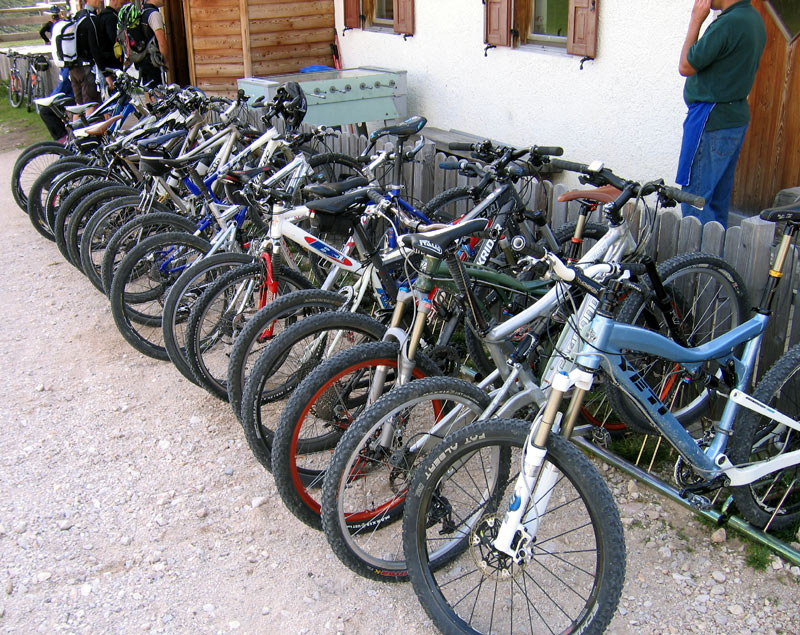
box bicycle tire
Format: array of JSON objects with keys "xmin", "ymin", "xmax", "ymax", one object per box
[
  {"xmin": 606, "ymin": 252, "xmax": 749, "ymax": 435},
  {"xmin": 54, "ymin": 180, "xmax": 117, "ymax": 266},
  {"xmin": 184, "ymin": 262, "xmax": 313, "ymax": 399},
  {"xmin": 45, "ymin": 165, "xmax": 113, "ymax": 232},
  {"xmin": 162, "ymin": 253, "xmax": 257, "ymax": 385},
  {"xmin": 99, "ymin": 196, "xmax": 180, "ymax": 295},
  {"xmin": 26, "ymin": 160, "xmax": 88, "ymax": 240},
  {"xmin": 78, "ymin": 190, "xmax": 161, "ymax": 292},
  {"xmin": 8, "ymin": 72, "xmax": 23, "ymax": 108},
  {"xmin": 11, "ymin": 142, "xmax": 75, "ymax": 212},
  {"xmin": 241, "ymin": 340, "xmax": 441, "ymax": 474},
  {"xmin": 404, "ymin": 418, "xmax": 625, "ymax": 635},
  {"xmin": 109, "ymin": 232, "xmax": 212, "ymax": 359},
  {"xmin": 422, "ymin": 186, "xmax": 476, "ymax": 223},
  {"xmin": 729, "ymin": 343, "xmax": 800, "ymax": 530},
  {"xmin": 227, "ymin": 288, "xmax": 349, "ymax": 421},
  {"xmin": 319, "ymin": 376, "xmax": 491, "ymax": 579},
  {"xmin": 265, "ymin": 314, "xmax": 391, "ymax": 527}
]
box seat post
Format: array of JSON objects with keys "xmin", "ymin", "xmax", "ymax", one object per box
[{"xmin": 758, "ymin": 223, "xmax": 798, "ymax": 314}]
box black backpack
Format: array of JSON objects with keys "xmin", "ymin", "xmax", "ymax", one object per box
[{"xmin": 116, "ymin": 3, "xmax": 157, "ymax": 65}]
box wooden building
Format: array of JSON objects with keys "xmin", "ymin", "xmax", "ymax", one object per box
[
  {"xmin": 732, "ymin": 0, "xmax": 800, "ymax": 213},
  {"xmin": 165, "ymin": 0, "xmax": 335, "ymax": 95}
]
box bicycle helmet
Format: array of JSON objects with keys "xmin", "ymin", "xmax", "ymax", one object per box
[
  {"xmin": 49, "ymin": 5, "xmax": 61, "ymax": 16},
  {"xmin": 276, "ymin": 82, "xmax": 307, "ymax": 130},
  {"xmin": 117, "ymin": 3, "xmax": 141, "ymax": 29}
]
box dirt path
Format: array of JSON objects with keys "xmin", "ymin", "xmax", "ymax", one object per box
[{"xmin": 0, "ymin": 148, "xmax": 797, "ymax": 634}]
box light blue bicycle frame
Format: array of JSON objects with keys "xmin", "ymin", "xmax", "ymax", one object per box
[{"xmin": 576, "ymin": 310, "xmax": 770, "ymax": 475}]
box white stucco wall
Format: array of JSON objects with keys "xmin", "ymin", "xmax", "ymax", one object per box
[{"xmin": 334, "ymin": 0, "xmax": 701, "ymax": 187}]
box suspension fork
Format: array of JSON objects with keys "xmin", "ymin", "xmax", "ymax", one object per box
[
  {"xmin": 492, "ymin": 366, "xmax": 595, "ymax": 560},
  {"xmin": 367, "ymin": 289, "xmax": 413, "ymax": 408}
]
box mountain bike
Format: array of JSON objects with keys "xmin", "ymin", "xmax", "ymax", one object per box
[
  {"xmin": 401, "ymin": 199, "xmax": 800, "ymax": 634},
  {"xmin": 313, "ymin": 167, "xmax": 747, "ymax": 583},
  {"xmin": 5, "ymin": 51, "xmax": 25, "ymax": 108}
]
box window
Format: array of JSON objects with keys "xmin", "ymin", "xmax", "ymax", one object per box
[
  {"xmin": 344, "ymin": 0, "xmax": 414, "ymax": 35},
  {"xmin": 530, "ymin": 0, "xmax": 569, "ymax": 47},
  {"xmin": 485, "ymin": 0, "xmax": 598, "ymax": 58},
  {"xmin": 373, "ymin": 0, "xmax": 393, "ymax": 27}
]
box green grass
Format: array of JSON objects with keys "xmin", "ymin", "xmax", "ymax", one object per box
[
  {"xmin": 745, "ymin": 542, "xmax": 772, "ymax": 570},
  {"xmin": 0, "ymin": 79, "xmax": 51, "ymax": 148}
]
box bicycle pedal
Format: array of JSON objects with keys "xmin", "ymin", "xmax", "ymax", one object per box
[{"xmin": 683, "ymin": 493, "xmax": 712, "ymax": 510}]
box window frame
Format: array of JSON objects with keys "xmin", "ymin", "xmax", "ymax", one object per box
[
  {"xmin": 343, "ymin": 0, "xmax": 414, "ymax": 36},
  {"xmin": 485, "ymin": 0, "xmax": 599, "ymax": 58}
]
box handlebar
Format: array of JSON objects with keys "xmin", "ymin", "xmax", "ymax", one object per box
[{"xmin": 661, "ymin": 185, "xmax": 705, "ymax": 209}]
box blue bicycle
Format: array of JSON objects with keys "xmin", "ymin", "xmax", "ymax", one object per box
[{"xmin": 402, "ymin": 197, "xmax": 800, "ymax": 634}]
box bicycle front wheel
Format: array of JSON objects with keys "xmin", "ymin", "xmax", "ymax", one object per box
[
  {"xmin": 403, "ymin": 418, "xmax": 625, "ymax": 635},
  {"xmin": 319, "ymin": 376, "xmax": 491, "ymax": 580}
]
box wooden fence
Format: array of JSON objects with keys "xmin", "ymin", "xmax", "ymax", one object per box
[
  {"xmin": 0, "ymin": 5, "xmax": 61, "ymax": 44},
  {"xmin": 310, "ymin": 128, "xmax": 797, "ymax": 381}
]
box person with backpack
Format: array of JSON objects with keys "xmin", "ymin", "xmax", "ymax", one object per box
[
  {"xmin": 97, "ymin": 0, "xmax": 127, "ymax": 81},
  {"xmin": 117, "ymin": 0, "xmax": 169, "ymax": 89},
  {"xmin": 66, "ymin": 0, "xmax": 105, "ymax": 108}
]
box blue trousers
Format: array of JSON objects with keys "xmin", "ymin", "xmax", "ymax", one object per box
[{"xmin": 681, "ymin": 125, "xmax": 748, "ymax": 228}]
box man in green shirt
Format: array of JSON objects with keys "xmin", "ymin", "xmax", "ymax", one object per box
[{"xmin": 677, "ymin": 0, "xmax": 766, "ymax": 227}]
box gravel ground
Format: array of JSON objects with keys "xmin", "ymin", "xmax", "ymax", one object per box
[{"xmin": 1, "ymin": 148, "xmax": 798, "ymax": 635}]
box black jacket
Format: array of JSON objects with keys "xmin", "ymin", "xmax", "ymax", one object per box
[
  {"xmin": 39, "ymin": 20, "xmax": 56, "ymax": 44},
  {"xmin": 75, "ymin": 7, "xmax": 119, "ymax": 74},
  {"xmin": 97, "ymin": 7, "xmax": 123, "ymax": 73}
]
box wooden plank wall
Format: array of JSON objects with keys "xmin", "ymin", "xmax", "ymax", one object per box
[
  {"xmin": 184, "ymin": 0, "xmax": 335, "ymax": 95},
  {"xmin": 732, "ymin": 0, "xmax": 800, "ymax": 214},
  {"xmin": 184, "ymin": 0, "xmax": 244, "ymax": 94},
  {"xmin": 249, "ymin": 0, "xmax": 334, "ymax": 77}
]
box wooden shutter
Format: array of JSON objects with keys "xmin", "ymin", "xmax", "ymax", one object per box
[
  {"xmin": 394, "ymin": 0, "xmax": 414, "ymax": 35},
  {"xmin": 485, "ymin": 0, "xmax": 512, "ymax": 47},
  {"xmin": 513, "ymin": 0, "xmax": 533, "ymax": 46},
  {"xmin": 344, "ymin": 0, "xmax": 361, "ymax": 29},
  {"xmin": 567, "ymin": 0, "xmax": 599, "ymax": 57}
]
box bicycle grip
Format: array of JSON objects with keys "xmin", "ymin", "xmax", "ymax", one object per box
[
  {"xmin": 548, "ymin": 158, "xmax": 591, "ymax": 174},
  {"xmin": 367, "ymin": 189, "xmax": 385, "ymax": 205},
  {"xmin": 439, "ymin": 159, "xmax": 463, "ymax": 170},
  {"xmin": 662, "ymin": 186, "xmax": 705, "ymax": 209},
  {"xmin": 532, "ymin": 145, "xmax": 564, "ymax": 157},
  {"xmin": 448, "ymin": 142, "xmax": 477, "ymax": 151}
]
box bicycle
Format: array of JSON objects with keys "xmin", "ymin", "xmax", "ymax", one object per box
[
  {"xmin": 24, "ymin": 54, "xmax": 50, "ymax": 113},
  {"xmin": 312, "ymin": 167, "xmax": 749, "ymax": 582},
  {"xmin": 401, "ymin": 198, "xmax": 800, "ymax": 634},
  {"xmin": 5, "ymin": 50, "xmax": 25, "ymax": 108}
]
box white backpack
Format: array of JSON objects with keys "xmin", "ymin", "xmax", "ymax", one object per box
[{"xmin": 51, "ymin": 13, "xmax": 89, "ymax": 67}]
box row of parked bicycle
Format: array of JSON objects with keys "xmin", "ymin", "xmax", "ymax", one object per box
[
  {"xmin": 3, "ymin": 49, "xmax": 52, "ymax": 112},
  {"xmin": 13, "ymin": 75, "xmax": 800, "ymax": 634}
]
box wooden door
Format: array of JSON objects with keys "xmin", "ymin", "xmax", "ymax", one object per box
[{"xmin": 732, "ymin": 0, "xmax": 800, "ymax": 214}]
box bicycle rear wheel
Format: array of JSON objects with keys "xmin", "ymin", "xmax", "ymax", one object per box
[
  {"xmin": 184, "ymin": 262, "xmax": 313, "ymax": 399},
  {"xmin": 227, "ymin": 288, "xmax": 349, "ymax": 421},
  {"xmin": 109, "ymin": 232, "xmax": 211, "ymax": 359},
  {"xmin": 403, "ymin": 418, "xmax": 625, "ymax": 635},
  {"xmin": 605, "ymin": 252, "xmax": 749, "ymax": 434},
  {"xmin": 729, "ymin": 343, "xmax": 800, "ymax": 530}
]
